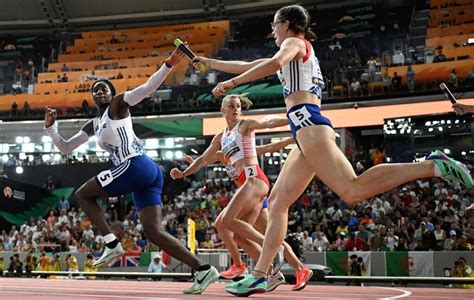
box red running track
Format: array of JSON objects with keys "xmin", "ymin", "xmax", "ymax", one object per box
[{"xmin": 0, "ymin": 278, "xmax": 473, "ymax": 299}]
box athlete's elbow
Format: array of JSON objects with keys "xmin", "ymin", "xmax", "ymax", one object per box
[{"xmin": 271, "ymin": 58, "xmax": 284, "ymax": 70}]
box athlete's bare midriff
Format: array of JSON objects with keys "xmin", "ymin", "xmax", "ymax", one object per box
[{"xmin": 285, "ymin": 90, "xmax": 321, "ymax": 110}]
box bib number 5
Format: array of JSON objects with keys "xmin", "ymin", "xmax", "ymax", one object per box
[
  {"xmin": 97, "ymin": 170, "xmax": 113, "ymax": 187},
  {"xmin": 288, "ymin": 106, "xmax": 312, "ymax": 127}
]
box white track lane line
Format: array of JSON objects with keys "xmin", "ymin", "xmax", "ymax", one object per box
[{"xmin": 372, "ymin": 287, "xmax": 412, "ymax": 299}]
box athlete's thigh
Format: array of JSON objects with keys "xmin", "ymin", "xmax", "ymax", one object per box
[
  {"xmin": 239, "ymin": 203, "xmax": 262, "ymax": 226},
  {"xmin": 224, "ymin": 180, "xmax": 266, "ymax": 220},
  {"xmin": 76, "ymin": 177, "xmax": 110, "ymax": 198},
  {"xmin": 253, "ymin": 209, "xmax": 268, "ymax": 234},
  {"xmin": 268, "ymin": 147, "xmax": 315, "ymax": 211},
  {"xmin": 296, "ymin": 125, "xmax": 357, "ymax": 196},
  {"xmin": 137, "ymin": 204, "xmax": 162, "ymax": 228}
]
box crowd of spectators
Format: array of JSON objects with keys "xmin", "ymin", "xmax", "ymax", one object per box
[{"xmin": 1, "ymin": 162, "xmax": 472, "ymax": 260}]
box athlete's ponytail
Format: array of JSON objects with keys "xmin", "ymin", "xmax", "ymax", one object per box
[{"xmin": 222, "ymin": 93, "xmax": 253, "ymax": 109}]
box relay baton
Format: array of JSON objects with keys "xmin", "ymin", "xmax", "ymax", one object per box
[
  {"xmin": 174, "ymin": 38, "xmax": 206, "ymax": 71},
  {"xmin": 439, "ymin": 83, "xmax": 458, "ymax": 104}
]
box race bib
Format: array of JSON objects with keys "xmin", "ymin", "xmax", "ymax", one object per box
[
  {"xmin": 244, "ymin": 165, "xmax": 258, "ymax": 178},
  {"xmin": 288, "ymin": 105, "xmax": 311, "ymax": 127},
  {"xmin": 97, "ymin": 170, "xmax": 113, "ymax": 187}
]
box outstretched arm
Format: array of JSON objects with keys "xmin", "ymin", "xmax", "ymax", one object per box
[
  {"xmin": 183, "ymin": 151, "xmax": 226, "ymax": 166},
  {"xmin": 241, "ymin": 117, "xmax": 289, "ymax": 134},
  {"xmin": 212, "ymin": 38, "xmax": 304, "ymax": 96},
  {"xmin": 256, "ymin": 137, "xmax": 294, "ymax": 155},
  {"xmin": 192, "ymin": 56, "xmax": 269, "ymax": 74},
  {"xmin": 44, "ymin": 107, "xmax": 92, "ymax": 154},
  {"xmin": 111, "ymin": 47, "xmax": 185, "ymax": 115},
  {"xmin": 170, "ymin": 133, "xmax": 222, "ymax": 179},
  {"xmin": 453, "ymin": 103, "xmax": 474, "ymax": 115}
]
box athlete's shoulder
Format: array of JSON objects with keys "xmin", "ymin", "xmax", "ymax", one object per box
[
  {"xmin": 281, "ymin": 37, "xmax": 306, "ymax": 48},
  {"xmin": 81, "ymin": 119, "xmax": 95, "ymax": 136}
]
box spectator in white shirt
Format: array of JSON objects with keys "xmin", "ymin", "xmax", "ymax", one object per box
[
  {"xmin": 148, "ymin": 254, "xmax": 169, "ymax": 273},
  {"xmin": 302, "ymin": 231, "xmax": 313, "ymax": 252},
  {"xmin": 312, "ymin": 231, "xmax": 330, "ymax": 252}
]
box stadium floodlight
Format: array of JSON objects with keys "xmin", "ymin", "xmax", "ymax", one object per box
[
  {"xmin": 23, "ymin": 136, "xmax": 30, "ymax": 144},
  {"xmin": 175, "ymin": 151, "xmax": 183, "ymax": 159},
  {"xmin": 42, "ymin": 135, "xmax": 52, "ymax": 143},
  {"xmin": 15, "ymin": 166, "xmax": 23, "ymax": 174},
  {"xmin": 2, "ymin": 154, "xmax": 8, "ymax": 163},
  {"xmin": 462, "ymin": 151, "xmax": 467, "ymax": 156},
  {"xmin": 165, "ymin": 151, "xmax": 173, "ymax": 160},
  {"xmin": 165, "ymin": 138, "xmax": 174, "ymax": 148},
  {"xmin": 190, "ymin": 148, "xmax": 198, "ymax": 154},
  {"xmin": 15, "ymin": 136, "xmax": 23, "ymax": 144},
  {"xmin": 443, "ymin": 149, "xmax": 451, "ymax": 154}
]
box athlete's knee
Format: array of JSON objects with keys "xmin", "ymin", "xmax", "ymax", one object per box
[
  {"xmin": 221, "ymin": 213, "xmax": 235, "ymax": 228},
  {"xmin": 339, "ymin": 189, "xmax": 361, "ymax": 206},
  {"xmin": 267, "ymin": 198, "xmax": 290, "ymax": 214},
  {"xmin": 143, "ymin": 224, "xmax": 165, "ymax": 241},
  {"xmin": 215, "ymin": 215, "xmax": 225, "ymax": 231}
]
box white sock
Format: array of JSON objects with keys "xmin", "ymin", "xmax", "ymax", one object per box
[
  {"xmin": 433, "ymin": 161, "xmax": 442, "ymax": 177},
  {"xmin": 104, "ymin": 233, "xmax": 117, "ymax": 244}
]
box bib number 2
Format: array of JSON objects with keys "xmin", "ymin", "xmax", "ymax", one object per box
[
  {"xmin": 97, "ymin": 170, "xmax": 113, "ymax": 187},
  {"xmin": 244, "ymin": 165, "xmax": 258, "ymax": 178}
]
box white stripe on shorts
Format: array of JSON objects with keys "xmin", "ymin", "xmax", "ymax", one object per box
[{"xmin": 112, "ymin": 160, "xmax": 130, "ymax": 178}]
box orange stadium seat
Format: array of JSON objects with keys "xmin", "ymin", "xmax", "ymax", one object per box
[
  {"xmin": 38, "ymin": 66, "xmax": 158, "ymax": 83},
  {"xmin": 386, "ymin": 58, "xmax": 474, "ymax": 83},
  {"xmin": 427, "ymin": 23, "xmax": 474, "ymax": 38},
  {"xmin": 58, "ymin": 44, "xmax": 213, "ymax": 63},
  {"xmin": 430, "ymin": 0, "xmax": 474, "ymax": 8},
  {"xmin": 426, "ymin": 33, "xmax": 474, "ymax": 49},
  {"xmin": 81, "ymin": 21, "xmax": 229, "ymax": 39}
]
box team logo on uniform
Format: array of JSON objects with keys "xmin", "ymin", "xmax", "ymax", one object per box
[{"xmin": 3, "ymin": 186, "xmax": 13, "ymax": 198}]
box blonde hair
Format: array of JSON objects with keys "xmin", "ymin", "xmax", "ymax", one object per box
[{"xmin": 222, "ymin": 93, "xmax": 253, "ymax": 109}]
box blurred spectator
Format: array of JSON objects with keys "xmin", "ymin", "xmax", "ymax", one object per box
[
  {"xmin": 406, "ymin": 65, "xmax": 415, "ymax": 92},
  {"xmin": 148, "ymin": 253, "xmax": 169, "ymax": 274},
  {"xmin": 66, "ymin": 254, "xmax": 79, "ymax": 272},
  {"xmin": 444, "ymin": 230, "xmax": 457, "ymax": 250},
  {"xmin": 84, "ymin": 254, "xmax": 98, "ymax": 279},
  {"xmin": 312, "ymin": 231, "xmax": 330, "ymax": 252},
  {"xmin": 433, "ymin": 48, "xmax": 447, "ymax": 62},
  {"xmin": 448, "ymin": 69, "xmax": 458, "ymax": 87},
  {"xmin": 391, "ymin": 72, "xmax": 402, "ymax": 91},
  {"xmin": 302, "ymin": 231, "xmax": 313, "ymax": 252},
  {"xmin": 11, "ymin": 102, "xmax": 18, "ymax": 117}
]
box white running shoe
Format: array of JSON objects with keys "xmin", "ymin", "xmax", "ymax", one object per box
[
  {"xmin": 92, "ymin": 242, "xmax": 124, "ymax": 268},
  {"xmin": 267, "ymin": 271, "xmax": 285, "ymax": 292},
  {"xmin": 183, "ymin": 266, "xmax": 220, "ymax": 294},
  {"xmin": 272, "ymin": 245, "xmax": 285, "ymax": 276}
]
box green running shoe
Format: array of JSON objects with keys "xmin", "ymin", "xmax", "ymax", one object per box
[
  {"xmin": 426, "ymin": 150, "xmax": 473, "ymax": 188},
  {"xmin": 183, "ymin": 266, "xmax": 220, "ymax": 294},
  {"xmin": 225, "ymin": 274, "xmax": 267, "ymax": 297}
]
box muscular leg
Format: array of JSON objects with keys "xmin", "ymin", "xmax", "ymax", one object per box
[
  {"xmin": 220, "ymin": 178, "xmax": 268, "ymax": 245},
  {"xmin": 215, "ymin": 213, "xmax": 244, "ymax": 266},
  {"xmin": 252, "ymin": 148, "xmax": 315, "ymax": 276},
  {"xmin": 75, "ymin": 177, "xmax": 113, "ymax": 235},
  {"xmin": 297, "ymin": 126, "xmax": 435, "ymax": 205},
  {"xmin": 138, "ymin": 205, "xmax": 203, "ymax": 270},
  {"xmin": 232, "ymin": 203, "xmax": 263, "ymax": 262},
  {"xmin": 253, "ymin": 208, "xmax": 303, "ymax": 272}
]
